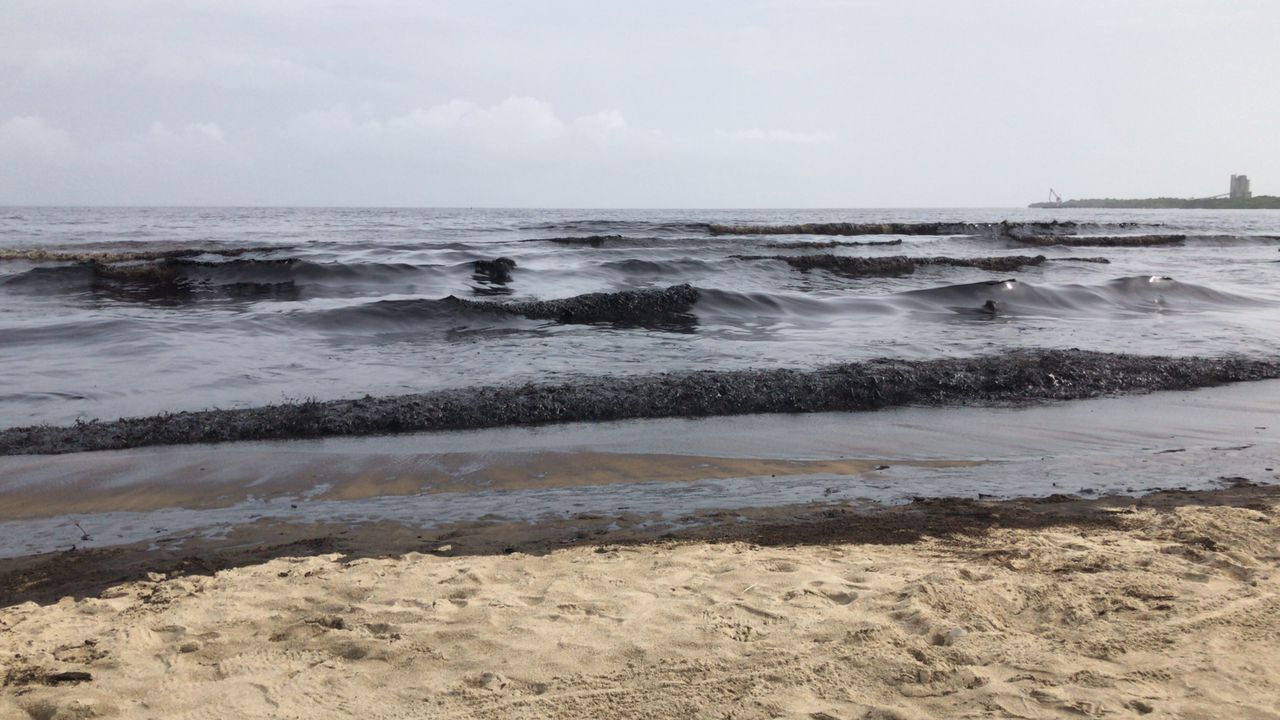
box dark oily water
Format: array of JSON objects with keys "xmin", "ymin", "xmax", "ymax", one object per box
[{"xmin": 1, "ymin": 207, "xmax": 1279, "ymax": 427}]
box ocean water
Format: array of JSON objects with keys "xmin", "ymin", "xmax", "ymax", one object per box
[{"xmin": 1, "ymin": 206, "xmax": 1278, "ymax": 427}]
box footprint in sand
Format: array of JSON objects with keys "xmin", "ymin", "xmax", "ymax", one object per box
[
  {"xmin": 446, "ymin": 587, "xmax": 480, "ymax": 606},
  {"xmin": 52, "ymin": 640, "xmax": 107, "ymax": 664},
  {"xmin": 331, "ymin": 640, "xmax": 371, "ymax": 661},
  {"xmin": 783, "ymin": 581, "xmax": 860, "ymax": 606}
]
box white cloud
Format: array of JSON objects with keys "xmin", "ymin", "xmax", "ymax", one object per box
[
  {"xmin": 574, "ymin": 111, "xmax": 628, "ymax": 133},
  {"xmin": 0, "ymin": 115, "xmax": 247, "ymax": 205},
  {"xmin": 149, "ymin": 121, "xmax": 226, "ymax": 145}
]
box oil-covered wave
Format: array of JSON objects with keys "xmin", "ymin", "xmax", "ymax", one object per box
[
  {"xmin": 522, "ymin": 234, "xmax": 738, "ymax": 249},
  {"xmin": 732, "ymin": 253, "xmax": 1049, "ymax": 277},
  {"xmin": 4, "ymin": 349, "xmax": 1278, "ymax": 455},
  {"xmin": 0, "ymin": 245, "xmax": 288, "ymax": 264},
  {"xmin": 890, "ymin": 276, "xmax": 1260, "ymax": 316},
  {"xmin": 519, "ymin": 220, "xmax": 710, "ymax": 235},
  {"xmin": 1, "ymin": 257, "xmax": 448, "ymax": 303},
  {"xmin": 307, "ymin": 284, "xmax": 701, "ymax": 331},
  {"xmin": 295, "ymin": 274, "xmax": 1261, "ymax": 338},
  {"xmin": 1012, "ymin": 234, "xmax": 1185, "ymax": 247},
  {"xmin": 707, "ymin": 220, "xmax": 1145, "ymax": 237},
  {"xmin": 695, "ymin": 275, "xmax": 1263, "ymax": 322}
]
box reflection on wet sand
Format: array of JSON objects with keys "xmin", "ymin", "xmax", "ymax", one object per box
[{"xmin": 0, "ymin": 449, "xmax": 978, "ymax": 520}]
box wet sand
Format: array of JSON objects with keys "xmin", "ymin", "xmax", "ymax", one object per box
[{"xmin": 2, "ymin": 485, "xmax": 1278, "ymax": 719}]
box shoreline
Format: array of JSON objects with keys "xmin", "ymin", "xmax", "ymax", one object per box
[
  {"xmin": 0, "ymin": 481, "xmax": 1274, "ymax": 607},
  {"xmin": 3, "ymin": 483, "xmax": 1277, "ymax": 718}
]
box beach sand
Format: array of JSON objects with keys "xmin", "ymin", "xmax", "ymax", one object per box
[{"xmin": 2, "ymin": 486, "xmax": 1278, "ymax": 719}]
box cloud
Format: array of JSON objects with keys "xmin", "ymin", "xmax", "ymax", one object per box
[
  {"xmin": 0, "ymin": 99, "xmax": 859, "ymax": 206},
  {"xmin": 0, "ymin": 114, "xmax": 247, "ymax": 205},
  {"xmin": 280, "ymin": 98, "xmax": 624, "ymax": 155},
  {"xmin": 255, "ymin": 98, "xmax": 670, "ymax": 205}
]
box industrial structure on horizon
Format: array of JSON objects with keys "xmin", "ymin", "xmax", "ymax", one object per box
[
  {"xmin": 1230, "ymin": 174, "xmax": 1252, "ymax": 199},
  {"xmin": 1029, "ymin": 174, "xmax": 1277, "ymax": 209}
]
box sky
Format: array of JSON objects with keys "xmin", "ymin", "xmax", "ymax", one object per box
[{"xmin": 1, "ymin": 0, "xmax": 1277, "ymax": 207}]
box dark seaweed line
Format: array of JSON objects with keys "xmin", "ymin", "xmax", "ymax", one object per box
[
  {"xmin": 708, "ymin": 221, "xmax": 1090, "ymax": 237},
  {"xmin": 3, "ymin": 350, "xmax": 1278, "ymax": 456},
  {"xmin": 732, "ymin": 254, "xmax": 1047, "ymax": 276}
]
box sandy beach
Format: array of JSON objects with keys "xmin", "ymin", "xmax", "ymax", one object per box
[{"xmin": 3, "ymin": 484, "xmax": 1277, "ymax": 719}]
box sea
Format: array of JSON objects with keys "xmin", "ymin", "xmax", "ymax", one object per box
[
  {"xmin": 1, "ymin": 207, "xmax": 1278, "ymax": 555},
  {"xmin": 2, "ymin": 206, "xmax": 1278, "ymax": 427}
]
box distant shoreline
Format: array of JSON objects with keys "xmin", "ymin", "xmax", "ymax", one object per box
[{"xmin": 1031, "ymin": 196, "xmax": 1280, "ymax": 209}]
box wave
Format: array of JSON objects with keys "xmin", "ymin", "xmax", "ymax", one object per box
[
  {"xmin": 522, "ymin": 235, "xmax": 733, "ymax": 249},
  {"xmin": 2, "ymin": 257, "xmax": 443, "ymax": 302},
  {"xmin": 6, "ymin": 349, "xmax": 1278, "ymax": 454},
  {"xmin": 451, "ymin": 284, "xmax": 700, "ymax": 327},
  {"xmin": 1013, "ymin": 234, "xmax": 1185, "ymax": 247},
  {"xmin": 1181, "ymin": 234, "xmax": 1280, "ymax": 246},
  {"xmin": 304, "ymin": 297, "xmax": 492, "ymax": 330},
  {"xmin": 288, "ymin": 273, "xmax": 1264, "ymax": 337},
  {"xmin": 0, "ymin": 317, "xmax": 147, "ymax": 347},
  {"xmin": 763, "ymin": 238, "xmax": 903, "ymax": 248},
  {"xmin": 696, "ymin": 275, "xmax": 1261, "ymax": 322},
  {"xmin": 309, "ymin": 284, "xmax": 701, "ymax": 331},
  {"xmin": 518, "ymin": 220, "xmax": 710, "ymax": 234},
  {"xmin": 695, "ymin": 287, "xmax": 894, "ymax": 318},
  {"xmin": 471, "ymin": 257, "xmax": 517, "ymax": 283},
  {"xmin": 708, "ymin": 220, "xmax": 1150, "ymax": 238},
  {"xmin": 711, "ymin": 221, "xmax": 987, "ymax": 236},
  {"xmin": 170, "ymin": 258, "xmax": 432, "ymax": 284},
  {"xmin": 893, "ymin": 276, "xmax": 1258, "ymax": 316},
  {"xmin": 0, "ymin": 246, "xmax": 285, "ymax": 263},
  {"xmin": 732, "ymin": 254, "xmax": 1049, "ymax": 277},
  {"xmin": 598, "ymin": 258, "xmax": 719, "ymax": 275}
]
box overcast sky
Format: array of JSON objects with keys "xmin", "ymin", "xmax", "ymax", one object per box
[{"xmin": 1, "ymin": 1, "xmax": 1276, "ymax": 207}]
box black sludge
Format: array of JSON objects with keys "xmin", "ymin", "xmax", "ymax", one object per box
[
  {"xmin": 4, "ymin": 256, "xmax": 435, "ymax": 303},
  {"xmin": 447, "ymin": 284, "xmax": 700, "ymax": 326},
  {"xmin": 710, "ymin": 222, "xmax": 986, "ymax": 236},
  {"xmin": 81, "ymin": 261, "xmax": 197, "ymax": 303},
  {"xmin": 709, "ymin": 221, "xmax": 1084, "ymax": 237},
  {"xmin": 734, "ymin": 254, "xmax": 1048, "ymax": 277},
  {"xmin": 0, "ymin": 246, "xmax": 283, "ymax": 263},
  {"xmin": 472, "ymin": 257, "xmax": 517, "ymax": 282},
  {"xmin": 4, "ymin": 350, "xmax": 1278, "ymax": 456},
  {"xmin": 1014, "ymin": 234, "xmax": 1186, "ymax": 247},
  {"xmin": 763, "ymin": 239, "xmax": 904, "ymax": 249},
  {"xmin": 530, "ymin": 235, "xmax": 625, "ymax": 247},
  {"xmin": 470, "ymin": 256, "xmax": 518, "ymax": 296}
]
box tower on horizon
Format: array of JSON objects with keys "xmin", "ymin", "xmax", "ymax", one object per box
[{"xmin": 1230, "ymin": 174, "xmax": 1252, "ymax": 200}]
